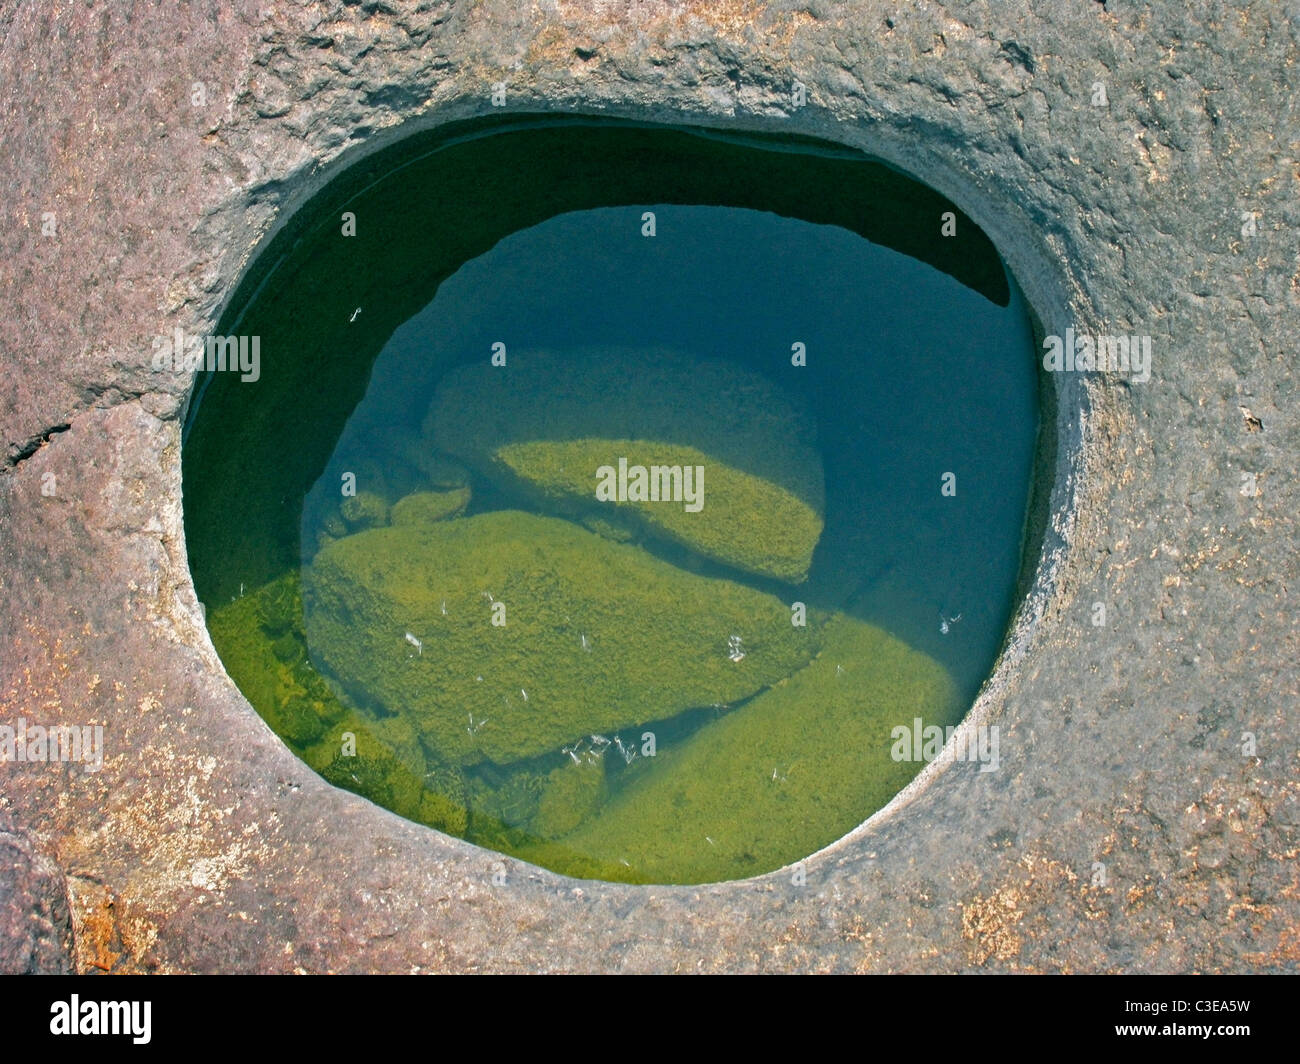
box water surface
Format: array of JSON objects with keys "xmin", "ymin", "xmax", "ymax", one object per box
[{"xmin": 183, "ymin": 119, "xmax": 1037, "ymax": 884}]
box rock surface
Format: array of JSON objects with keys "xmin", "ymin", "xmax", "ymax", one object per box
[
  {"xmin": 0, "ymin": 1, "xmax": 1296, "ymax": 973},
  {"xmin": 0, "ymin": 815, "xmax": 75, "ymax": 974}
]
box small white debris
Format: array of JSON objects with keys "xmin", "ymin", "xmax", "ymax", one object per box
[
  {"xmin": 727, "ymin": 634, "xmax": 745, "ymax": 663},
  {"xmin": 405, "ymin": 631, "xmax": 423, "ymax": 655}
]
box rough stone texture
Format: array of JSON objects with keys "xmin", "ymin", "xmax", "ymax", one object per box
[
  {"xmin": 0, "ymin": 811, "xmax": 75, "ymax": 973},
  {"xmin": 1, "ymin": 1, "xmax": 1296, "ymax": 972}
]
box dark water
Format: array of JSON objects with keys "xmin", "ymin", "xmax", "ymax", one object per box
[{"xmin": 183, "ymin": 118, "xmax": 1039, "ymax": 885}]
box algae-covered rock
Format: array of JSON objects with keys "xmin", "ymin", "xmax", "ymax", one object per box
[
  {"xmin": 209, "ymin": 572, "xmax": 469, "ymax": 835},
  {"xmin": 468, "ymin": 765, "xmax": 547, "ymax": 829},
  {"xmin": 270, "ymin": 631, "xmax": 303, "ymax": 664},
  {"xmin": 500, "ymin": 439, "xmax": 823, "ymax": 583},
  {"xmin": 340, "ymin": 491, "xmax": 390, "ymax": 530},
  {"xmin": 531, "ymin": 758, "xmax": 608, "ymax": 839},
  {"xmin": 304, "ymin": 717, "xmax": 468, "ymax": 835},
  {"xmin": 423, "ymin": 348, "xmax": 825, "ymax": 582},
  {"xmin": 256, "ymin": 573, "xmax": 303, "ymax": 637},
  {"xmin": 303, "ymin": 510, "xmax": 823, "ymax": 765},
  {"xmin": 305, "ymin": 721, "xmax": 420, "ymax": 810},
  {"xmin": 537, "ymin": 614, "xmax": 960, "ymax": 884},
  {"xmin": 580, "ymin": 513, "xmax": 637, "ymax": 543},
  {"xmin": 208, "ymin": 574, "xmax": 340, "ymax": 746},
  {"xmin": 418, "ymin": 790, "xmax": 468, "ymax": 836},
  {"xmin": 366, "ymin": 711, "xmax": 427, "ymax": 780},
  {"xmin": 322, "ymin": 512, "xmax": 348, "ymax": 539},
  {"xmin": 390, "ymin": 487, "xmax": 470, "ymax": 526}
]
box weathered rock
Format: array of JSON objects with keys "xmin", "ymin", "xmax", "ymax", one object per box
[
  {"xmin": 0, "ymin": 820, "xmax": 75, "ymax": 974},
  {"xmin": 425, "ymin": 349, "xmax": 825, "ymax": 582},
  {"xmin": 0, "ymin": 0, "xmax": 1295, "ymax": 976},
  {"xmin": 304, "ymin": 510, "xmax": 822, "ymax": 764}
]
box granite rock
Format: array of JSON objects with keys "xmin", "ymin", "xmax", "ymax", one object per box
[{"xmin": 0, "ymin": 0, "xmax": 1295, "ymax": 973}]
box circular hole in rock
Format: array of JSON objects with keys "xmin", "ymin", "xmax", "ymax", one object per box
[{"xmin": 182, "ymin": 116, "xmax": 1043, "ymax": 885}]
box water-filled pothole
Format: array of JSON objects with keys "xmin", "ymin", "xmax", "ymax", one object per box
[{"xmin": 183, "ymin": 116, "xmax": 1039, "ymax": 885}]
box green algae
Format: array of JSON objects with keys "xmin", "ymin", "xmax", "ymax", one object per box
[
  {"xmin": 390, "ymin": 487, "xmax": 471, "ymax": 526},
  {"xmin": 467, "ymin": 763, "xmax": 547, "ymax": 829},
  {"xmin": 423, "ymin": 348, "xmax": 825, "ymax": 582},
  {"xmin": 207, "ymin": 577, "xmax": 342, "ymax": 747},
  {"xmin": 339, "ymin": 491, "xmax": 390, "ymax": 531},
  {"xmin": 208, "ymin": 483, "xmax": 962, "ymax": 885},
  {"xmin": 206, "ymin": 572, "xmax": 469, "ymax": 836},
  {"xmin": 498, "ymin": 438, "xmax": 823, "ymax": 583},
  {"xmin": 303, "ymin": 509, "xmax": 823, "ymax": 766},
  {"xmin": 302, "ymin": 717, "xmax": 469, "ymax": 837},
  {"xmin": 531, "ymin": 758, "xmax": 609, "ymax": 840},
  {"xmin": 524, "ymin": 614, "xmax": 960, "ymax": 885},
  {"xmin": 580, "ymin": 513, "xmax": 637, "ymax": 543}
]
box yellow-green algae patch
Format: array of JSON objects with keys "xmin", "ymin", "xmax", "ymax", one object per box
[
  {"xmin": 424, "ymin": 348, "xmax": 825, "ymax": 582},
  {"xmin": 497, "ymin": 439, "xmax": 822, "ymax": 583},
  {"xmin": 303, "ymin": 510, "xmax": 822, "ymax": 766},
  {"xmin": 521, "ymin": 614, "xmax": 959, "ymax": 884},
  {"xmin": 206, "ymin": 572, "xmax": 469, "ymax": 835}
]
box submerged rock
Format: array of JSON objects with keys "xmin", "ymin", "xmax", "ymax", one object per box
[
  {"xmin": 405, "ymin": 447, "xmax": 471, "ymax": 490},
  {"xmin": 209, "ymin": 573, "xmax": 469, "ymax": 836},
  {"xmin": 499, "ymin": 439, "xmax": 823, "ymax": 583},
  {"xmin": 390, "ymin": 487, "xmax": 470, "ymax": 525},
  {"xmin": 531, "ymin": 758, "xmax": 608, "ymax": 840},
  {"xmin": 304, "ymin": 718, "xmax": 468, "ymax": 837},
  {"xmin": 303, "ymin": 509, "xmax": 822, "ymax": 765},
  {"xmin": 423, "ymin": 349, "xmax": 825, "ymax": 582},
  {"xmin": 339, "ymin": 491, "xmax": 390, "ymax": 531},
  {"xmin": 208, "ymin": 574, "xmax": 343, "ymax": 747},
  {"xmin": 531, "ymin": 614, "xmax": 959, "ymax": 884}
]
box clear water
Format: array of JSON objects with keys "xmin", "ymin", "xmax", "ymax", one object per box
[{"xmin": 183, "ymin": 119, "xmax": 1039, "ymax": 885}]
